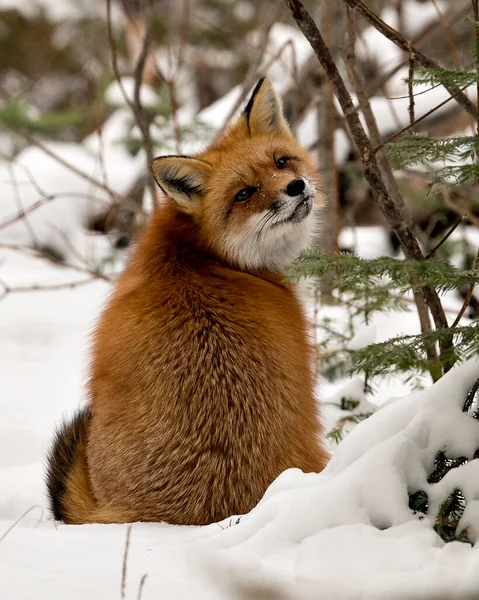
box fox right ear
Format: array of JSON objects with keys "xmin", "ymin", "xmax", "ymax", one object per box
[
  {"xmin": 243, "ymin": 77, "xmax": 290, "ymax": 137},
  {"xmin": 151, "ymin": 156, "xmax": 211, "ymax": 214}
]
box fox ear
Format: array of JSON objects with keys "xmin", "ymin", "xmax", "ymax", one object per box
[
  {"xmin": 243, "ymin": 78, "xmax": 290, "ymax": 136},
  {"xmin": 151, "ymin": 156, "xmax": 210, "ymax": 213}
]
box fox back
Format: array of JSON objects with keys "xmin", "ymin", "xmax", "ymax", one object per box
[{"xmin": 47, "ymin": 78, "xmax": 329, "ymax": 525}]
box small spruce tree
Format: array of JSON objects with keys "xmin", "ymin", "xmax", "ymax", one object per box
[{"xmin": 285, "ymin": 8, "xmax": 479, "ymax": 447}]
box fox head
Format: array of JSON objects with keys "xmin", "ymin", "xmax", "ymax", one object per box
[{"xmin": 151, "ymin": 78, "xmax": 322, "ymax": 271}]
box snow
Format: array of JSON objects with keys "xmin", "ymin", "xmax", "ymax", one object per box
[
  {"xmin": 2, "ymin": 230, "xmax": 479, "ymax": 598},
  {"xmin": 198, "ymin": 23, "xmax": 315, "ymax": 130},
  {"xmin": 259, "ymin": 23, "xmax": 314, "ymax": 93},
  {"xmin": 0, "ymin": 0, "xmax": 114, "ymax": 23},
  {"xmin": 0, "ymin": 110, "xmax": 144, "ymax": 263},
  {"xmin": 104, "ymin": 78, "xmax": 159, "ymax": 109},
  {"xmin": 197, "ymin": 85, "xmax": 243, "ymax": 128}
]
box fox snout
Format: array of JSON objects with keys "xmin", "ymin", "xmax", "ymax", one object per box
[{"xmin": 269, "ymin": 177, "xmax": 315, "ymax": 224}]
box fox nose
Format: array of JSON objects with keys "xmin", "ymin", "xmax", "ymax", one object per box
[{"xmin": 286, "ymin": 178, "xmax": 305, "ymax": 197}]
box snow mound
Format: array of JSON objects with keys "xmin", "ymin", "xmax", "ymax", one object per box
[{"xmin": 201, "ymin": 358, "xmax": 479, "ymax": 598}]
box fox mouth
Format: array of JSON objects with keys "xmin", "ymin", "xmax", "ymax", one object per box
[{"xmin": 273, "ymin": 194, "xmax": 313, "ymax": 227}]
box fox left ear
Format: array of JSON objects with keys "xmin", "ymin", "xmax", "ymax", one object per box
[
  {"xmin": 243, "ymin": 78, "xmax": 290, "ymax": 136},
  {"xmin": 151, "ymin": 155, "xmax": 211, "ymax": 214}
]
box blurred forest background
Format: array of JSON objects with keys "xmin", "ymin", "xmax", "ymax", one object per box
[
  {"xmin": 1, "ymin": 0, "xmax": 476, "ymax": 257},
  {"xmin": 2, "ymin": 0, "xmax": 479, "ymax": 401}
]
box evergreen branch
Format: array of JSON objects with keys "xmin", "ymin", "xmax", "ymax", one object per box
[
  {"xmin": 464, "ymin": 377, "xmax": 479, "ymax": 413},
  {"xmin": 410, "ymin": 67, "xmax": 479, "ymax": 87},
  {"xmin": 349, "ymin": 326, "xmax": 479, "ymax": 378},
  {"xmin": 285, "ymin": 0, "xmax": 453, "ymax": 374},
  {"xmin": 433, "ymin": 164, "xmax": 479, "ymax": 186},
  {"xmin": 428, "ymin": 451, "xmax": 468, "ymax": 484},
  {"xmin": 326, "ymin": 412, "xmax": 373, "ymax": 444},
  {"xmin": 434, "ymin": 488, "xmax": 468, "ymax": 543},
  {"xmin": 386, "ymin": 134, "xmax": 479, "ymax": 167},
  {"xmin": 288, "ymin": 251, "xmax": 479, "ymax": 294},
  {"xmin": 409, "ymin": 490, "xmax": 429, "ymax": 514}
]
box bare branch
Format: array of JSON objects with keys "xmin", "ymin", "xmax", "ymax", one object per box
[
  {"xmin": 425, "ymin": 216, "xmax": 466, "ymax": 260},
  {"xmin": 0, "ymin": 277, "xmax": 101, "ymax": 303},
  {"xmin": 407, "ymin": 48, "xmax": 415, "ymax": 125},
  {"xmin": 222, "ymin": 1, "xmax": 283, "ymax": 127},
  {"xmin": 340, "ymin": 0, "xmax": 477, "ymax": 120},
  {"xmin": 452, "ymin": 248, "xmax": 479, "ymax": 327},
  {"xmin": 285, "ymin": 0, "xmax": 453, "ymax": 372},
  {"xmin": 375, "ymin": 85, "xmax": 470, "ymax": 153},
  {"xmin": 137, "ymin": 574, "xmax": 148, "ymax": 600},
  {"xmin": 0, "ymin": 122, "xmax": 141, "ymax": 214},
  {"xmin": 343, "ymin": 7, "xmax": 437, "ymax": 374},
  {"xmin": 121, "ymin": 524, "xmax": 132, "ymax": 600},
  {"xmin": 0, "ymin": 242, "xmax": 113, "ymax": 282}
]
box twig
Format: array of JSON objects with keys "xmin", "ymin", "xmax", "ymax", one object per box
[
  {"xmin": 0, "ymin": 199, "xmax": 45, "ymax": 231},
  {"xmin": 0, "ymin": 506, "xmax": 44, "ymax": 545},
  {"xmin": 407, "ymin": 45, "xmax": 415, "ymax": 125},
  {"xmin": 285, "ymin": 0, "xmax": 454, "ymax": 372},
  {"xmin": 317, "ymin": 0, "xmax": 341, "ymax": 258},
  {"xmin": 431, "ymin": 0, "xmax": 462, "ymax": 69},
  {"xmin": 473, "ymin": 0, "xmax": 479, "ymax": 135},
  {"xmin": 262, "ymin": 39, "xmax": 299, "ymax": 87},
  {"xmin": 6, "ymin": 162, "xmax": 38, "ymax": 247},
  {"xmin": 47, "ymin": 223, "xmax": 110, "ymax": 281},
  {"xmin": 137, "ymin": 574, "xmax": 148, "ymax": 600},
  {"xmin": 340, "ymin": 0, "xmax": 477, "ymax": 120},
  {"xmin": 132, "ymin": 0, "xmax": 155, "ymax": 200},
  {"xmin": 375, "ymin": 84, "xmax": 470, "ymax": 153},
  {"xmin": 0, "ymin": 242, "xmax": 113, "ymax": 281},
  {"xmin": 452, "ymin": 248, "xmax": 479, "ymax": 327},
  {"xmin": 444, "ymin": 193, "xmax": 479, "ymax": 229},
  {"xmin": 372, "ymin": 0, "xmax": 470, "ymax": 99},
  {"xmin": 106, "ymin": 0, "xmax": 155, "ymax": 202},
  {"xmin": 121, "ymin": 524, "xmax": 132, "ymax": 600},
  {"xmin": 412, "ymin": 289, "xmax": 439, "ymax": 374},
  {"xmin": 0, "ymin": 277, "xmax": 99, "ymax": 303},
  {"xmin": 425, "ymin": 215, "xmax": 466, "ymax": 259},
  {"xmin": 222, "ymin": 1, "xmax": 283, "ymax": 128},
  {"xmin": 0, "ymin": 122, "xmax": 140, "ymax": 214},
  {"xmin": 173, "ymin": 0, "xmax": 191, "ymax": 82},
  {"xmin": 342, "ymin": 9, "xmax": 411, "ymax": 218}
]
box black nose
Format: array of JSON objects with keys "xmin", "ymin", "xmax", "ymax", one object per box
[{"xmin": 286, "ymin": 178, "xmax": 305, "ymax": 197}]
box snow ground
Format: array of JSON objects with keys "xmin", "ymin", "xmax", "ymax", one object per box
[{"xmin": 2, "ymin": 234, "xmax": 479, "ymax": 599}]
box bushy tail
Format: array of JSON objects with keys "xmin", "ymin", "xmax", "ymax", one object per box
[{"xmin": 46, "ymin": 406, "xmax": 97, "ymax": 524}]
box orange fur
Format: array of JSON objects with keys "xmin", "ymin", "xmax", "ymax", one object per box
[{"xmin": 47, "ymin": 78, "xmax": 329, "ymax": 525}]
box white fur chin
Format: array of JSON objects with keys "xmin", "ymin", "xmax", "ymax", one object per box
[{"xmin": 221, "ymin": 207, "xmax": 318, "ymax": 272}]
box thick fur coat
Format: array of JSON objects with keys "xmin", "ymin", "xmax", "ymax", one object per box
[{"xmin": 46, "ymin": 78, "xmax": 329, "ymax": 525}]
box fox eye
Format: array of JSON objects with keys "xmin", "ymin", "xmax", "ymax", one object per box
[
  {"xmin": 235, "ymin": 187, "xmax": 255, "ymax": 203},
  {"xmin": 276, "ymin": 157, "xmax": 288, "ymax": 169}
]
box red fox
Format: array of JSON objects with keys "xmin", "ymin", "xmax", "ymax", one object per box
[{"xmin": 46, "ymin": 78, "xmax": 329, "ymax": 525}]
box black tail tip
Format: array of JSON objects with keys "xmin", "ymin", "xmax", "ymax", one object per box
[{"xmin": 46, "ymin": 406, "xmax": 92, "ymax": 521}]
